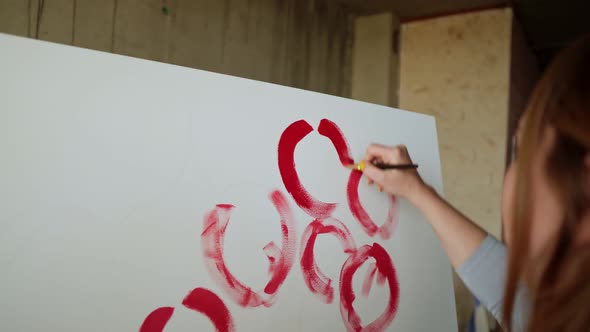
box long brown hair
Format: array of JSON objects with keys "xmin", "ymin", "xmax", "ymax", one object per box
[{"xmin": 503, "ymin": 34, "xmax": 590, "ymax": 331}]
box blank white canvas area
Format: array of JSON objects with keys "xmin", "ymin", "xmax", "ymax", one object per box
[{"xmin": 0, "ymin": 34, "xmax": 457, "ymax": 331}]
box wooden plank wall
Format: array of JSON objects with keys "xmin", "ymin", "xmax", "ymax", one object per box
[{"xmin": 0, "ymin": 0, "xmax": 353, "ymax": 97}]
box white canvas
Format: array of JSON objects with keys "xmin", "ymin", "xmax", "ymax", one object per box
[{"xmin": 0, "ymin": 33, "xmax": 457, "ymax": 332}]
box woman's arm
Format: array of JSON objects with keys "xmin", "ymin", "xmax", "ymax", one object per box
[
  {"xmin": 457, "ymin": 234, "xmax": 529, "ymax": 330},
  {"xmin": 361, "ymin": 144, "xmax": 529, "ymax": 329}
]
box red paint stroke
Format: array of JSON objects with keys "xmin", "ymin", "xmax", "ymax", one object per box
[
  {"xmin": 300, "ymin": 218, "xmax": 357, "ymax": 303},
  {"xmin": 340, "ymin": 243, "xmax": 400, "ymax": 332},
  {"xmin": 201, "ymin": 190, "xmax": 296, "ymax": 307},
  {"xmin": 182, "ymin": 287, "xmax": 235, "ymax": 332},
  {"xmin": 317, "ymin": 119, "xmax": 354, "ymax": 166},
  {"xmin": 265, "ymin": 190, "xmax": 297, "ymax": 294},
  {"xmin": 361, "ymin": 263, "xmax": 378, "ymax": 297},
  {"xmin": 139, "ymin": 307, "xmax": 174, "ymax": 332},
  {"xmin": 347, "ymin": 171, "xmax": 399, "ymax": 239},
  {"xmin": 278, "ymin": 120, "xmax": 336, "ymax": 218},
  {"xmin": 376, "ymin": 268, "xmax": 386, "ymax": 286}
]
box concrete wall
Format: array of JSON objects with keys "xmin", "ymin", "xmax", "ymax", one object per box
[
  {"xmin": 351, "ymin": 12, "xmax": 400, "ymax": 106},
  {"xmin": 0, "ymin": 0, "xmax": 352, "ymax": 97},
  {"xmin": 399, "ymin": 8, "xmax": 513, "ymax": 330}
]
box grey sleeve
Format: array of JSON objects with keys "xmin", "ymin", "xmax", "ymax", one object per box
[{"xmin": 456, "ymin": 234, "xmax": 530, "ymax": 331}]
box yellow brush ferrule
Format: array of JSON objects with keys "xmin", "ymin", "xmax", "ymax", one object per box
[{"xmin": 357, "ymin": 160, "xmax": 365, "ymax": 171}]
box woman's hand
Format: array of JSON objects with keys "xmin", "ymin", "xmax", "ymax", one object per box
[
  {"xmin": 362, "ymin": 144, "xmax": 487, "ymax": 270},
  {"xmin": 361, "ymin": 144, "xmax": 428, "ymax": 203}
]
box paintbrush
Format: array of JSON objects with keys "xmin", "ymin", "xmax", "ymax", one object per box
[{"xmin": 345, "ymin": 160, "xmax": 419, "ymax": 172}]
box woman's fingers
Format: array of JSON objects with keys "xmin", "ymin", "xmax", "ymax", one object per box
[
  {"xmin": 361, "ymin": 144, "xmax": 420, "ymax": 196},
  {"xmin": 362, "ymin": 162, "xmax": 385, "ymax": 186},
  {"xmin": 364, "ymin": 144, "xmax": 413, "ymax": 165},
  {"xmin": 364, "ymin": 144, "xmax": 394, "ymax": 164}
]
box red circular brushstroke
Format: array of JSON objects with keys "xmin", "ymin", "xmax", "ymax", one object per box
[
  {"xmin": 201, "ymin": 190, "xmax": 296, "ymax": 307},
  {"xmin": 182, "ymin": 287, "xmax": 235, "ymax": 332},
  {"xmin": 339, "ymin": 243, "xmax": 400, "ymax": 332},
  {"xmin": 347, "ymin": 170, "xmax": 399, "ymax": 239},
  {"xmin": 265, "ymin": 190, "xmax": 297, "ymax": 294},
  {"xmin": 300, "ymin": 218, "xmax": 357, "ymax": 303},
  {"xmin": 278, "ymin": 119, "xmax": 337, "ymax": 219},
  {"xmin": 317, "ymin": 119, "xmax": 354, "ymax": 166},
  {"xmin": 361, "ymin": 262, "xmax": 378, "ymax": 297},
  {"xmin": 375, "ymin": 266, "xmax": 387, "ymax": 286},
  {"xmin": 139, "ymin": 306, "xmax": 174, "ymax": 332}
]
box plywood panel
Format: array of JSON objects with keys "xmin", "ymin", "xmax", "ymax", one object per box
[
  {"xmin": 73, "ymin": 0, "xmax": 116, "ymax": 52},
  {"xmin": 399, "ymin": 8, "xmax": 513, "ymax": 330},
  {"xmin": 37, "ymin": 0, "xmax": 75, "ymax": 44},
  {"xmin": 169, "ymin": 0, "xmax": 226, "ymax": 73},
  {"xmin": 112, "ymin": 0, "xmax": 172, "ymax": 62},
  {"xmin": 0, "ymin": 0, "xmax": 30, "ymax": 37},
  {"xmin": 400, "ymin": 9, "xmax": 511, "ymax": 237}
]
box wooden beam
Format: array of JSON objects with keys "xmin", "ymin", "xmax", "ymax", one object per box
[{"xmin": 351, "ymin": 12, "xmax": 399, "ymax": 106}]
